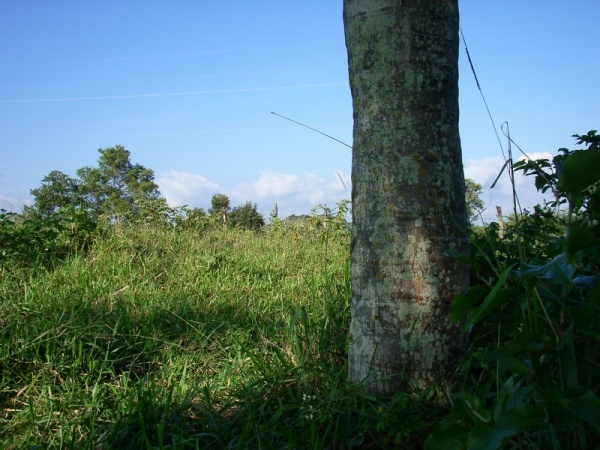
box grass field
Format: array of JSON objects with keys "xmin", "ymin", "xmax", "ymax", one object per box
[
  {"xmin": 1, "ymin": 224, "xmax": 433, "ymax": 449},
  {"xmin": 5, "ymin": 133, "xmax": 599, "ymax": 448}
]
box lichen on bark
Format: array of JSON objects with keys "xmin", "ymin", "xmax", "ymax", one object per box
[{"xmin": 344, "ymin": 0, "xmax": 469, "ymax": 393}]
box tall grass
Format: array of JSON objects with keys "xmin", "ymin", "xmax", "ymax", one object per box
[{"xmin": 1, "ymin": 224, "xmax": 431, "ymax": 449}]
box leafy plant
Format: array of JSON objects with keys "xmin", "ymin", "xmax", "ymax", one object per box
[
  {"xmin": 208, "ymin": 193, "xmax": 230, "ymax": 217},
  {"xmin": 514, "ymin": 130, "xmax": 600, "ymax": 240},
  {"xmin": 1, "ymin": 209, "xmax": 63, "ymax": 270},
  {"xmin": 0, "ymin": 206, "xmax": 98, "ymax": 271},
  {"xmin": 427, "ymin": 132, "xmax": 600, "ymax": 449},
  {"xmin": 27, "ymin": 145, "xmax": 168, "ymax": 225},
  {"xmin": 55, "ymin": 206, "xmax": 99, "ymax": 253},
  {"xmin": 25, "ymin": 170, "xmax": 81, "ymax": 218},
  {"xmin": 466, "ymin": 178, "xmax": 485, "ymax": 223},
  {"xmin": 469, "ymin": 205, "xmax": 565, "ymax": 284},
  {"xmin": 229, "ymin": 201, "xmax": 265, "ymax": 231},
  {"xmin": 308, "ymin": 199, "xmax": 351, "ymax": 236}
]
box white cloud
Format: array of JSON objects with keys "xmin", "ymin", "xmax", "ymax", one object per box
[
  {"xmin": 250, "ymin": 172, "xmax": 301, "ymax": 198},
  {"xmin": 158, "ymin": 155, "xmax": 560, "ymax": 225},
  {"xmin": 157, "ymin": 170, "xmax": 351, "ymax": 219},
  {"xmin": 520, "ymin": 152, "xmax": 553, "ymax": 161},
  {"xmin": 0, "ymin": 194, "xmax": 30, "ymax": 213},
  {"xmin": 157, "ymin": 170, "xmax": 221, "ymax": 208},
  {"xmin": 464, "ymin": 156, "xmax": 506, "ymax": 186},
  {"xmin": 233, "ymin": 171, "xmax": 350, "ymax": 218}
]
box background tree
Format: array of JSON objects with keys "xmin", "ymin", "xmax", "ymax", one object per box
[
  {"xmin": 185, "ymin": 207, "xmax": 209, "ymax": 229},
  {"xmin": 209, "ymin": 193, "xmax": 231, "ymax": 225},
  {"xmin": 344, "ymin": 0, "xmax": 469, "ymax": 393},
  {"xmin": 187, "ymin": 207, "xmax": 207, "ymax": 221},
  {"xmin": 209, "ymin": 193, "xmax": 230, "ymax": 216},
  {"xmin": 465, "ymin": 178, "xmax": 485, "ymax": 222},
  {"xmin": 26, "ymin": 170, "xmax": 81, "ymax": 218},
  {"xmin": 229, "ymin": 201, "xmax": 265, "ymax": 231},
  {"xmin": 28, "ymin": 145, "xmax": 167, "ymax": 224},
  {"xmin": 76, "ymin": 145, "xmax": 165, "ymax": 223}
]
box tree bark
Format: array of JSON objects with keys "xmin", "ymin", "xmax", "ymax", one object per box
[{"xmin": 344, "ymin": 0, "xmax": 469, "ymax": 393}]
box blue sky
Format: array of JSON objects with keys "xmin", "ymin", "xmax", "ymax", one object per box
[{"xmin": 1, "ymin": 1, "xmax": 598, "ymax": 221}]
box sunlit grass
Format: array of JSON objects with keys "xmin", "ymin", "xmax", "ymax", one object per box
[{"xmin": 1, "ymin": 224, "xmax": 430, "ymax": 448}]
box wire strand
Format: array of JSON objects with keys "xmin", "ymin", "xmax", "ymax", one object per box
[{"xmin": 460, "ymin": 28, "xmax": 506, "ymax": 161}]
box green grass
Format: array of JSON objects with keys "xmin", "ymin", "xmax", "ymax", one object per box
[{"xmin": 1, "ymin": 224, "xmax": 432, "ymax": 449}]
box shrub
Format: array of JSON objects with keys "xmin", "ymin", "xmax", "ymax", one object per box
[
  {"xmin": 229, "ymin": 201, "xmax": 265, "ymax": 231},
  {"xmin": 427, "ymin": 132, "xmax": 600, "ymax": 449},
  {"xmin": 0, "ymin": 207, "xmax": 98, "ymax": 271}
]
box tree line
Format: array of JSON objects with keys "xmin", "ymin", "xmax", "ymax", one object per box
[
  {"xmin": 23, "ymin": 144, "xmax": 485, "ymax": 226},
  {"xmin": 22, "ymin": 145, "xmax": 265, "ymax": 231}
]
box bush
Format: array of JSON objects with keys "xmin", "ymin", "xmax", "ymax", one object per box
[
  {"xmin": 0, "ymin": 207, "xmax": 98, "ymax": 271},
  {"xmin": 427, "ymin": 132, "xmax": 600, "ymax": 449},
  {"xmin": 469, "ymin": 205, "xmax": 565, "ymax": 284},
  {"xmin": 229, "ymin": 201, "xmax": 265, "ymax": 231}
]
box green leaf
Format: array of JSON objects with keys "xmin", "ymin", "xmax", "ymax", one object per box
[
  {"xmin": 566, "ymin": 223, "xmax": 599, "ymax": 253},
  {"xmin": 557, "ymin": 148, "xmax": 600, "ymax": 193},
  {"xmin": 487, "ymin": 339, "xmax": 545, "ymax": 360},
  {"xmin": 566, "ymin": 306, "xmax": 595, "ymax": 330},
  {"xmin": 481, "ymin": 340, "xmax": 544, "ymax": 377},
  {"xmin": 586, "ymin": 277, "xmax": 600, "ymax": 309},
  {"xmin": 467, "ymin": 409, "xmax": 544, "ymax": 450},
  {"xmin": 559, "ymin": 328, "xmax": 578, "ymax": 389},
  {"xmin": 535, "ymin": 175, "xmax": 547, "ymax": 191},
  {"xmin": 553, "ymin": 152, "xmax": 568, "ymax": 174},
  {"xmin": 573, "ymin": 275, "xmax": 598, "ymax": 290},
  {"xmin": 497, "ymin": 357, "xmax": 531, "ymax": 376},
  {"xmin": 425, "ymin": 426, "xmax": 468, "ymax": 450},
  {"xmin": 558, "ymin": 388, "xmax": 600, "ymax": 427},
  {"xmin": 462, "ymin": 267, "xmax": 513, "ymax": 332},
  {"xmin": 348, "ymin": 434, "xmax": 365, "ymax": 447},
  {"xmin": 446, "ymin": 248, "xmax": 478, "ymax": 269},
  {"xmin": 451, "ymin": 284, "xmax": 489, "ymax": 323},
  {"xmin": 519, "ymin": 253, "xmax": 575, "ymax": 285},
  {"xmin": 454, "ymin": 393, "xmax": 492, "ymax": 425},
  {"xmin": 467, "ymin": 423, "xmax": 511, "ymax": 450},
  {"xmin": 495, "ymin": 377, "xmax": 534, "ymax": 414},
  {"xmin": 465, "ymin": 289, "xmax": 511, "ymax": 332}
]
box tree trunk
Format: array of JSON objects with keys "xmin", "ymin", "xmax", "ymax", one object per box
[
  {"xmin": 344, "ymin": 0, "xmax": 469, "ymax": 393},
  {"xmin": 496, "ymin": 206, "xmax": 505, "ymax": 238}
]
